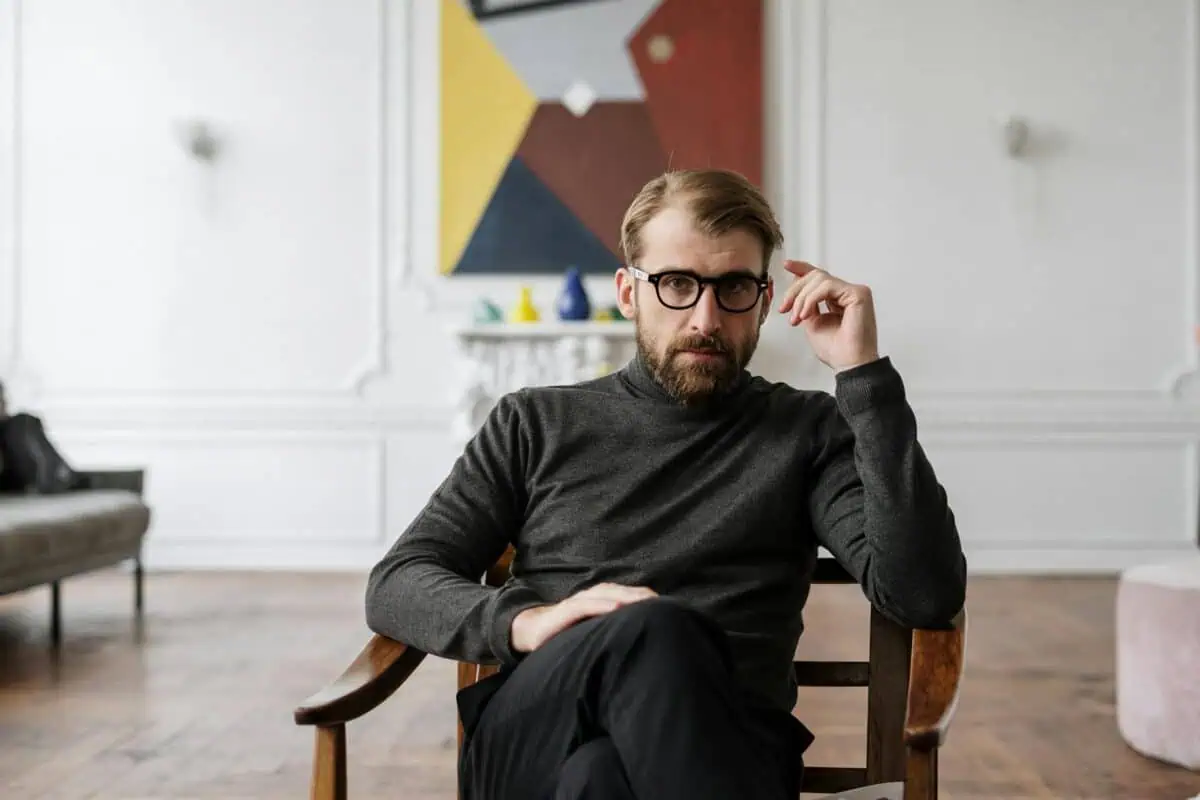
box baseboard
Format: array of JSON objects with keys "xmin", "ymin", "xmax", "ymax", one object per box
[
  {"xmin": 963, "ymin": 543, "xmax": 1200, "ymax": 575},
  {"xmin": 141, "ymin": 540, "xmax": 1200, "ymax": 574},
  {"xmin": 143, "ymin": 541, "xmax": 387, "ymax": 571}
]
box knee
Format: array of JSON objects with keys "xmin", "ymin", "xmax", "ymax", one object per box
[
  {"xmin": 608, "ymin": 596, "xmax": 702, "ymax": 628},
  {"xmin": 602, "ymin": 598, "xmax": 729, "ymax": 661}
]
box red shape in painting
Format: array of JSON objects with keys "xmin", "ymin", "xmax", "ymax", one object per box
[{"xmin": 628, "ymin": 0, "xmax": 763, "ymax": 187}]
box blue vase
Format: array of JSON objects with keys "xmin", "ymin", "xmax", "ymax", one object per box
[{"xmin": 556, "ymin": 266, "xmax": 591, "ymax": 321}]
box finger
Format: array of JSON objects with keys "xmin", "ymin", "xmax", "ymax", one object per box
[
  {"xmin": 799, "ymin": 279, "xmax": 837, "ymax": 322},
  {"xmin": 538, "ymin": 600, "xmax": 616, "ymax": 645},
  {"xmin": 583, "ymin": 583, "xmax": 657, "ymax": 604},
  {"xmin": 803, "ymin": 277, "xmax": 855, "ymax": 322},
  {"xmin": 591, "ymin": 582, "xmax": 656, "ymax": 596},
  {"xmin": 783, "ymin": 259, "xmax": 818, "ymax": 278},
  {"xmin": 789, "ymin": 279, "xmax": 818, "ymax": 323},
  {"xmin": 809, "ymin": 284, "xmax": 867, "ymax": 324},
  {"xmin": 792, "ymin": 278, "xmax": 834, "ymax": 325},
  {"xmin": 603, "ymin": 585, "xmax": 658, "ymax": 604},
  {"xmin": 778, "ymin": 268, "xmax": 825, "ymax": 312},
  {"xmin": 557, "ymin": 596, "xmax": 622, "ymax": 630}
]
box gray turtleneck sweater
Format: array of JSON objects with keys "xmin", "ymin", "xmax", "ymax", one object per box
[{"xmin": 365, "ymin": 355, "xmax": 966, "ymax": 712}]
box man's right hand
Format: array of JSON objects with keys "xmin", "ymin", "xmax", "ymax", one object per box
[{"xmin": 510, "ymin": 583, "xmax": 658, "ymax": 654}]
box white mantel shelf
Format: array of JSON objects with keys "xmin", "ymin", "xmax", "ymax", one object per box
[
  {"xmin": 450, "ymin": 321, "xmax": 636, "ymax": 338},
  {"xmin": 449, "ymin": 320, "xmax": 636, "ymax": 443}
]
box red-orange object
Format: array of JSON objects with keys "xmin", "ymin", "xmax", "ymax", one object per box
[{"xmin": 628, "ymin": 0, "xmax": 764, "ymax": 187}]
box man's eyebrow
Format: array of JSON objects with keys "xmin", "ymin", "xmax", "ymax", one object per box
[{"xmin": 658, "ymin": 266, "xmax": 762, "ymax": 276}]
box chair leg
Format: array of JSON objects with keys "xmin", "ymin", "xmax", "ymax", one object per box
[
  {"xmin": 903, "ymin": 748, "xmax": 937, "ymax": 800},
  {"xmin": 311, "ymin": 724, "xmax": 347, "ymax": 800},
  {"xmin": 50, "ymin": 580, "xmax": 61, "ymax": 648}
]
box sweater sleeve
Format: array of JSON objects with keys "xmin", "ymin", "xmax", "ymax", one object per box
[
  {"xmin": 806, "ymin": 357, "xmax": 967, "ymax": 629},
  {"xmin": 364, "ymin": 391, "xmax": 547, "ymax": 665}
]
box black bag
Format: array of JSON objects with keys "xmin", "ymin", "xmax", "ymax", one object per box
[{"xmin": 0, "ymin": 412, "xmax": 82, "ymax": 493}]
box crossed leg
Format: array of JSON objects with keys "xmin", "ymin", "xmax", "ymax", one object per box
[{"xmin": 457, "ymin": 597, "xmax": 811, "ymax": 800}]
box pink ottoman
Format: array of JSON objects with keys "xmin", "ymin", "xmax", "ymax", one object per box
[{"xmin": 1116, "ymin": 557, "xmax": 1200, "ymax": 771}]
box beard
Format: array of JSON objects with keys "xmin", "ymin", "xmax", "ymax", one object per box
[{"xmin": 636, "ymin": 325, "xmax": 759, "ymax": 407}]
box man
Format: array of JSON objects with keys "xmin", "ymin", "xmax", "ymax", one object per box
[{"xmin": 365, "ymin": 169, "xmax": 966, "ymax": 799}]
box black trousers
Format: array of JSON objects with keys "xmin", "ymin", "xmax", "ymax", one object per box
[{"xmin": 456, "ymin": 597, "xmax": 814, "ymax": 800}]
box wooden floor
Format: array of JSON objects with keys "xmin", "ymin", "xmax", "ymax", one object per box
[{"xmin": 0, "ymin": 571, "xmax": 1197, "ymax": 800}]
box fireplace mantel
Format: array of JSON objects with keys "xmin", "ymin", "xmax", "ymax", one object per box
[{"xmin": 448, "ymin": 322, "xmax": 636, "ymax": 443}]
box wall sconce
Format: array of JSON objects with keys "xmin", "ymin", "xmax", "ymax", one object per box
[
  {"xmin": 176, "ymin": 119, "xmax": 220, "ymax": 162},
  {"xmin": 1002, "ymin": 116, "xmax": 1030, "ymax": 158}
]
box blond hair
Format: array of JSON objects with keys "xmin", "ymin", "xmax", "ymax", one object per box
[{"xmin": 619, "ymin": 169, "xmax": 783, "ymax": 275}]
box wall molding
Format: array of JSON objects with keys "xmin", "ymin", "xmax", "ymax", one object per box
[
  {"xmin": 793, "ymin": 0, "xmax": 827, "ymax": 268},
  {"xmin": 63, "ymin": 430, "xmax": 391, "ymax": 546},
  {"xmin": 342, "ymin": 0, "xmax": 395, "ymax": 398},
  {"xmin": 3, "ymin": 0, "xmax": 407, "ymax": 405},
  {"xmin": 44, "ymin": 402, "xmax": 450, "ymax": 431},
  {"xmin": 142, "ymin": 538, "xmax": 1200, "ymax": 575},
  {"xmin": 396, "ymin": 0, "xmax": 443, "ymax": 311},
  {"xmin": 144, "ymin": 540, "xmax": 389, "ymax": 572},
  {"xmin": 0, "ymin": 0, "xmax": 21, "ymax": 381},
  {"xmin": 804, "ymin": 0, "xmax": 1200, "ymax": 401},
  {"xmin": 963, "ymin": 541, "xmax": 1198, "ymax": 575},
  {"xmin": 1168, "ymin": 0, "xmax": 1200, "ymax": 397},
  {"xmin": 32, "ymin": 393, "xmax": 1200, "ymax": 435}
]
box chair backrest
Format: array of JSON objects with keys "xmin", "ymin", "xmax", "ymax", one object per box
[
  {"xmin": 456, "ymin": 548, "xmax": 912, "ymax": 797},
  {"xmin": 798, "ymin": 558, "xmax": 911, "ymax": 795}
]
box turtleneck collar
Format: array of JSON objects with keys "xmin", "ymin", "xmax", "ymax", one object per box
[{"xmin": 618, "ymin": 348, "xmax": 752, "ymax": 413}]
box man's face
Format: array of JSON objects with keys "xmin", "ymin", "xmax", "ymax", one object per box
[{"xmin": 616, "ymin": 205, "xmax": 774, "ymax": 405}]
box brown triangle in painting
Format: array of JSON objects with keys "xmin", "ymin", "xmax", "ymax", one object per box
[{"xmin": 515, "ymin": 101, "xmax": 668, "ymax": 260}]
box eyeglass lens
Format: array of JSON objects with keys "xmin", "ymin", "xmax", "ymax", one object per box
[{"xmin": 657, "ymin": 273, "xmax": 761, "ymax": 312}]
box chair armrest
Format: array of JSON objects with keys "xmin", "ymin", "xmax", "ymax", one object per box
[
  {"xmin": 78, "ymin": 468, "xmax": 145, "ymax": 494},
  {"xmin": 903, "ymin": 608, "xmax": 967, "ymax": 750},
  {"xmin": 293, "ymin": 634, "xmax": 427, "ymax": 727}
]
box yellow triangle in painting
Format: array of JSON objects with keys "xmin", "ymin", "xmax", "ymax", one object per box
[{"xmin": 440, "ymin": 0, "xmax": 537, "ymax": 275}]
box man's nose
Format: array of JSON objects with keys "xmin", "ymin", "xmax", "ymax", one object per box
[{"xmin": 688, "ymin": 288, "xmax": 722, "ymax": 335}]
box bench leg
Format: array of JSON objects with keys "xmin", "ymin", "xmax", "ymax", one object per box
[
  {"xmin": 134, "ymin": 556, "xmax": 144, "ymax": 616},
  {"xmin": 50, "ymin": 580, "xmax": 61, "ymax": 648}
]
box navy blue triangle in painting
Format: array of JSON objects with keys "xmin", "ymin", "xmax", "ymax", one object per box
[{"xmin": 454, "ymin": 156, "xmax": 621, "ymax": 275}]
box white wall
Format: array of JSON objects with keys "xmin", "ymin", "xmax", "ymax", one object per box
[{"xmin": 1, "ymin": 0, "xmax": 1197, "ymax": 572}]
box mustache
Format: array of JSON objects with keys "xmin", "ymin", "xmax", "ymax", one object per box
[{"xmin": 669, "ymin": 335, "xmax": 729, "ymax": 355}]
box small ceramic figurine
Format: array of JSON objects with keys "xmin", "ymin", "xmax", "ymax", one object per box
[
  {"xmin": 473, "ymin": 298, "xmax": 504, "ymax": 324},
  {"xmin": 509, "ymin": 286, "xmax": 540, "ymax": 323},
  {"xmin": 556, "ymin": 266, "xmax": 591, "ymax": 321}
]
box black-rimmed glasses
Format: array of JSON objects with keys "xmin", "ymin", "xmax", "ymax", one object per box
[{"xmin": 628, "ymin": 267, "xmax": 768, "ymax": 313}]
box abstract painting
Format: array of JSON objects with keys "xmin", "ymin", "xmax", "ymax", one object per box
[{"xmin": 440, "ymin": 0, "xmax": 764, "ymax": 276}]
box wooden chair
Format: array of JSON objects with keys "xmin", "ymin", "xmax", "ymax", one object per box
[{"xmin": 294, "ymin": 548, "xmax": 967, "ymax": 800}]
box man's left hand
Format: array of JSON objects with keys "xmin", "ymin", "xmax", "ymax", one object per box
[{"xmin": 777, "ymin": 260, "xmax": 880, "ymax": 373}]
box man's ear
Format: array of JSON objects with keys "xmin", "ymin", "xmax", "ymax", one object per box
[
  {"xmin": 616, "ymin": 267, "xmax": 637, "ymax": 320},
  {"xmin": 759, "ymin": 276, "xmax": 774, "ymax": 325}
]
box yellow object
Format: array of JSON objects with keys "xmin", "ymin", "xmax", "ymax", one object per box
[
  {"xmin": 509, "ymin": 286, "xmax": 540, "ymax": 322},
  {"xmin": 440, "ymin": 0, "xmax": 537, "ymax": 275}
]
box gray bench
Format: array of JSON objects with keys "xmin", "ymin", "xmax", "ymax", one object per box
[{"xmin": 0, "ymin": 469, "xmax": 151, "ymax": 645}]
